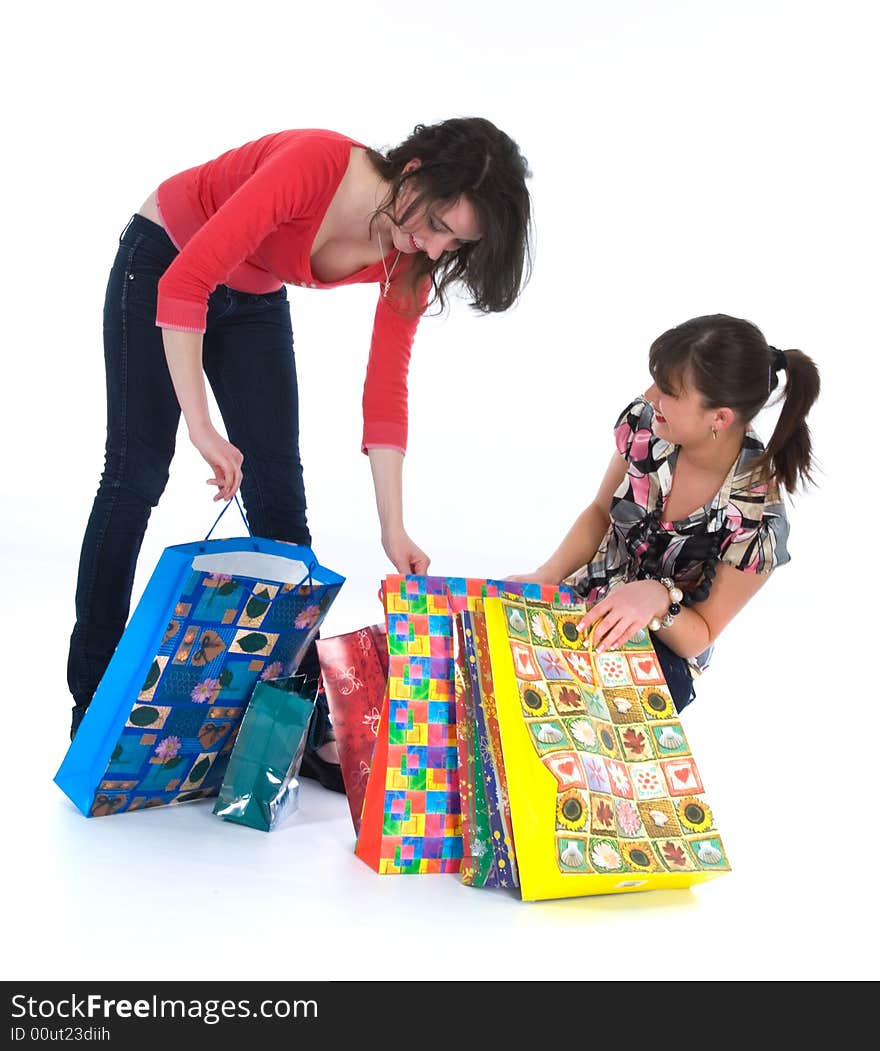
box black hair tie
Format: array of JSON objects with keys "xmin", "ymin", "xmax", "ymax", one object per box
[{"xmin": 769, "ymin": 345, "xmax": 787, "ymax": 372}]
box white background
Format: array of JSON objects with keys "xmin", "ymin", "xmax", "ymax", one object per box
[{"xmin": 3, "ymin": 0, "xmax": 878, "ymax": 983}]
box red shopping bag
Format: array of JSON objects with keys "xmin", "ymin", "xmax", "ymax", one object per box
[{"xmin": 315, "ymin": 625, "xmax": 388, "ymax": 834}]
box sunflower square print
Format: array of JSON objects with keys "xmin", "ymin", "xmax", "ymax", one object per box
[
  {"xmin": 56, "ymin": 538, "xmax": 344, "ymax": 817},
  {"xmin": 482, "ymin": 595, "xmax": 731, "ymax": 900}
]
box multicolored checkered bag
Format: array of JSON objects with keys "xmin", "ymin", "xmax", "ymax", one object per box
[{"xmin": 353, "ymin": 575, "xmax": 573, "ymax": 874}]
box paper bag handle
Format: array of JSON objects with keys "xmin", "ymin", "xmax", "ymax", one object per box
[{"xmin": 204, "ymin": 494, "xmax": 252, "ymax": 540}]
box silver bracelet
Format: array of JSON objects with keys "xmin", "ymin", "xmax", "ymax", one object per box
[{"xmin": 648, "ymin": 577, "xmax": 684, "ymax": 632}]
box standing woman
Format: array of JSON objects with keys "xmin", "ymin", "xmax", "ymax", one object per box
[{"xmin": 68, "ymin": 118, "xmax": 533, "ymax": 786}]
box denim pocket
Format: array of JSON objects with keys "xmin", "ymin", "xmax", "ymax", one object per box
[
  {"xmin": 120, "ymin": 234, "xmax": 174, "ymax": 321},
  {"xmin": 123, "ymin": 270, "xmax": 158, "ymax": 323}
]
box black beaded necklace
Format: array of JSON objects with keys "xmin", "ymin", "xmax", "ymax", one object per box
[{"xmin": 626, "ymin": 490, "xmax": 722, "ymax": 606}]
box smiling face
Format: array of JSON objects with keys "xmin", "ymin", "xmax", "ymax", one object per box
[
  {"xmin": 390, "ymin": 193, "xmax": 482, "ymax": 260},
  {"xmin": 645, "ymin": 374, "xmax": 720, "ymax": 447}
]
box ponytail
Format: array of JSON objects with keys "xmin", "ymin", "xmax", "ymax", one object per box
[{"xmin": 758, "ymin": 347, "xmax": 821, "ymax": 493}]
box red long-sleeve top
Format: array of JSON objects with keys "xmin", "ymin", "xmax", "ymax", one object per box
[{"xmin": 155, "ymin": 128, "xmax": 422, "ymax": 453}]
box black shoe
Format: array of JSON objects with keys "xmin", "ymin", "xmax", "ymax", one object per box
[
  {"xmin": 299, "ymin": 748, "xmax": 346, "ymax": 794},
  {"xmin": 70, "ymin": 704, "xmax": 89, "ymax": 742}
]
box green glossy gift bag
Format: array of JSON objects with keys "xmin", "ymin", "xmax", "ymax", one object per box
[{"xmin": 212, "ymin": 673, "xmax": 317, "ymax": 831}]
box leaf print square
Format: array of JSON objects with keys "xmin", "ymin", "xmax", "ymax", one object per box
[
  {"xmin": 548, "ymin": 682, "xmax": 585, "ymax": 714},
  {"xmin": 231, "ymin": 628, "xmax": 279, "ymax": 658},
  {"xmin": 237, "ymin": 584, "xmax": 279, "ymax": 628},
  {"xmin": 618, "ymin": 723, "xmax": 653, "ymax": 760},
  {"xmin": 180, "ymin": 752, "xmax": 216, "ymax": 790},
  {"xmin": 627, "ymin": 652, "xmax": 665, "ymax": 685},
  {"xmin": 596, "ymin": 653, "xmax": 631, "ymax": 687},
  {"xmin": 590, "ymin": 792, "xmax": 617, "ymax": 833},
  {"xmin": 138, "ymin": 656, "xmax": 169, "ymax": 701},
  {"xmin": 661, "ymin": 757, "xmax": 704, "ymax": 796},
  {"xmin": 631, "ymin": 761, "xmax": 667, "ymax": 799},
  {"xmin": 126, "ymin": 703, "xmax": 171, "ymax": 731},
  {"xmin": 657, "ymin": 837, "xmax": 699, "ymax": 872}
]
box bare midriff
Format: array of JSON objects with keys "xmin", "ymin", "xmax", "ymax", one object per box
[{"xmin": 137, "ymin": 190, "xmax": 163, "ymax": 226}]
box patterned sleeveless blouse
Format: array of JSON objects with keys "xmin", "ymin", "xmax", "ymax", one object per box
[{"xmin": 566, "ymin": 396, "xmax": 790, "ymax": 673}]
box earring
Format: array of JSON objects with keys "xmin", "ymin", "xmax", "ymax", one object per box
[{"xmin": 711, "ymin": 427, "xmax": 717, "ymax": 441}]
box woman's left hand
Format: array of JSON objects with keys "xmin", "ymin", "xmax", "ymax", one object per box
[
  {"xmin": 382, "ymin": 526, "xmax": 431, "ymax": 574},
  {"xmin": 577, "ymin": 580, "xmax": 668, "ymax": 652}
]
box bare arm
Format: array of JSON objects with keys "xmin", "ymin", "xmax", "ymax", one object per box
[
  {"xmin": 654, "ymin": 562, "xmax": 770, "ymax": 658},
  {"xmin": 163, "ymin": 329, "xmax": 243, "ymax": 502},
  {"xmin": 580, "ymin": 560, "xmax": 771, "ymax": 656},
  {"xmin": 368, "ymin": 447, "xmax": 429, "ymax": 574},
  {"xmin": 508, "ymin": 453, "xmax": 628, "ymax": 584}
]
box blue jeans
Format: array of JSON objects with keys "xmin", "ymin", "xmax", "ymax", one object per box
[
  {"xmin": 68, "ymin": 215, "xmax": 329, "ymax": 741},
  {"xmin": 650, "ymin": 633, "xmax": 697, "ymax": 713}
]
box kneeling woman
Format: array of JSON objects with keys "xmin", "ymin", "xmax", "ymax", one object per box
[{"xmin": 508, "ymin": 313, "xmax": 820, "ymax": 712}]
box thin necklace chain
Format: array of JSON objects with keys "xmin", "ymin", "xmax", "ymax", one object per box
[{"xmin": 376, "ymin": 227, "xmax": 402, "ymax": 297}]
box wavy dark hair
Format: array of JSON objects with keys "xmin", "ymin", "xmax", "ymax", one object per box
[
  {"xmin": 367, "ymin": 116, "xmax": 533, "ymax": 315},
  {"xmin": 648, "ymin": 314, "xmax": 821, "ymax": 493}
]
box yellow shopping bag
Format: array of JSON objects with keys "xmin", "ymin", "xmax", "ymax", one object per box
[{"xmin": 483, "ymin": 594, "xmax": 731, "ymax": 901}]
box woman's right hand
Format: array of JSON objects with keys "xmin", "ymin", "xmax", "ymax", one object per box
[
  {"xmin": 382, "ymin": 526, "xmax": 431, "ymax": 575},
  {"xmin": 189, "ymin": 423, "xmax": 244, "ymax": 502}
]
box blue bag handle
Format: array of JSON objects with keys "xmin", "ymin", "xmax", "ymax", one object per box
[
  {"xmin": 204, "ymin": 495, "xmax": 318, "ymax": 589},
  {"xmin": 204, "ymin": 494, "xmax": 253, "ymax": 540}
]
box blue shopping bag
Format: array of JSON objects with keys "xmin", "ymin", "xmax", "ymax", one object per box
[{"xmin": 55, "ymin": 500, "xmax": 345, "ymax": 817}]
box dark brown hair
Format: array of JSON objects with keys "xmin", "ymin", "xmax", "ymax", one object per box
[
  {"xmin": 367, "ymin": 116, "xmax": 533, "ymax": 315},
  {"xmin": 649, "ymin": 313, "xmax": 821, "ymax": 493}
]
